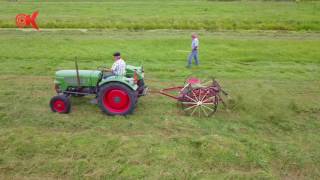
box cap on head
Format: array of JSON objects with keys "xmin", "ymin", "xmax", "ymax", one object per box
[{"xmin": 113, "ymin": 52, "xmax": 121, "ymax": 57}]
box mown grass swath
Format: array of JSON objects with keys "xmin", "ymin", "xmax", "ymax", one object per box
[{"xmin": 0, "ymin": 1, "xmax": 320, "ymax": 31}]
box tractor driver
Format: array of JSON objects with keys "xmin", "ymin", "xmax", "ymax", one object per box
[{"xmin": 104, "ymin": 52, "xmax": 126, "ymax": 78}]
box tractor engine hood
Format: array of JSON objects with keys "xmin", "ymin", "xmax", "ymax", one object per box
[{"xmin": 55, "ymin": 70, "xmax": 102, "ymax": 88}]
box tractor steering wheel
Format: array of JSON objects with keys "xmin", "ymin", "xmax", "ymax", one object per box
[{"xmin": 97, "ymin": 66, "xmax": 111, "ymax": 72}]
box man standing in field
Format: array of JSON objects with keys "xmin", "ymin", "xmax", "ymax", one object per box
[{"xmin": 187, "ymin": 33, "xmax": 199, "ymax": 68}]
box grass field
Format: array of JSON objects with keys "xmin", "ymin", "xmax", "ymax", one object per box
[
  {"xmin": 1, "ymin": 0, "xmax": 320, "ymax": 31},
  {"xmin": 0, "ymin": 29, "xmax": 319, "ymax": 179},
  {"xmin": 0, "ymin": 0, "xmax": 320, "ymax": 179}
]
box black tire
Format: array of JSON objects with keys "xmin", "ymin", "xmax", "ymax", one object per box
[
  {"xmin": 137, "ymin": 79, "xmax": 145, "ymax": 96},
  {"xmin": 98, "ymin": 83, "xmax": 136, "ymax": 116},
  {"xmin": 50, "ymin": 95, "xmax": 71, "ymax": 113}
]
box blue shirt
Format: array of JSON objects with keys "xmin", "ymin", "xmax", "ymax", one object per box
[{"xmin": 192, "ymin": 38, "xmax": 199, "ymax": 50}]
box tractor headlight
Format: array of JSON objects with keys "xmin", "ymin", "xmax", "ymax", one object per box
[{"xmin": 133, "ymin": 71, "xmax": 138, "ymax": 84}]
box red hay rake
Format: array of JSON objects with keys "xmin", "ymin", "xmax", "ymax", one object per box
[{"xmin": 159, "ymin": 77, "xmax": 228, "ymax": 117}]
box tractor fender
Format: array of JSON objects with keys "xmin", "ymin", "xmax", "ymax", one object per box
[{"xmin": 98, "ymin": 76, "xmax": 138, "ymax": 91}]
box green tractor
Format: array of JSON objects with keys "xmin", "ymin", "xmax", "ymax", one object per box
[{"xmin": 49, "ymin": 62, "xmax": 147, "ymax": 116}]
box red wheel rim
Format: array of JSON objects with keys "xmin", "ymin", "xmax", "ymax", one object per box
[
  {"xmin": 53, "ymin": 100, "xmax": 66, "ymax": 112},
  {"xmin": 103, "ymin": 88, "xmax": 130, "ymax": 113}
]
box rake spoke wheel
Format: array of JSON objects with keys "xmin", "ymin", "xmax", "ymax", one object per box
[{"xmin": 180, "ymin": 88, "xmax": 218, "ymax": 117}]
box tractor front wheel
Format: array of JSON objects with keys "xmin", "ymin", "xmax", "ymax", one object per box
[
  {"xmin": 98, "ymin": 83, "xmax": 136, "ymax": 116},
  {"xmin": 50, "ymin": 95, "xmax": 71, "ymax": 113}
]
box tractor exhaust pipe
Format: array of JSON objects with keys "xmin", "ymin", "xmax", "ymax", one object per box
[{"xmin": 75, "ymin": 57, "xmax": 81, "ymax": 88}]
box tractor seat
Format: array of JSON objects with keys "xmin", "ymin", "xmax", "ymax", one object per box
[{"xmin": 186, "ymin": 77, "xmax": 205, "ymax": 88}]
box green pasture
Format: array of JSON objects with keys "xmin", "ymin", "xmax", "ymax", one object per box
[
  {"xmin": 0, "ymin": 29, "xmax": 319, "ymax": 179},
  {"xmin": 0, "ymin": 0, "xmax": 320, "ymax": 31},
  {"xmin": 0, "ymin": 0, "xmax": 320, "ymax": 179}
]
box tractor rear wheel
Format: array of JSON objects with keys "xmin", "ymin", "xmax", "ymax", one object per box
[
  {"xmin": 50, "ymin": 95, "xmax": 71, "ymax": 113},
  {"xmin": 98, "ymin": 83, "xmax": 136, "ymax": 115}
]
